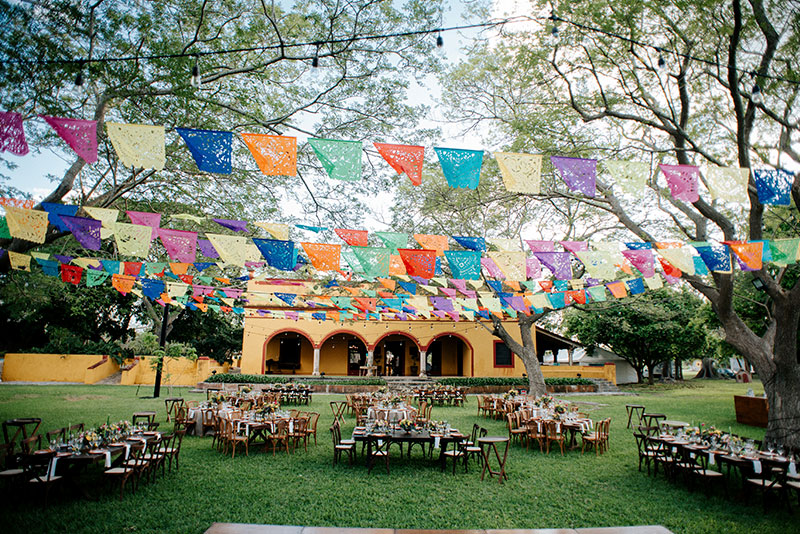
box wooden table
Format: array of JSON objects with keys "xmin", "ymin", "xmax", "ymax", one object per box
[
  {"xmin": 351, "ymin": 429, "xmax": 464, "ymax": 470},
  {"xmin": 478, "ymin": 436, "xmax": 509, "ymax": 484}
]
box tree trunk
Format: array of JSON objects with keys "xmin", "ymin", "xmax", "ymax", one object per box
[
  {"xmin": 765, "ymin": 365, "xmax": 800, "ymax": 449},
  {"xmin": 520, "ymin": 346, "xmax": 547, "ymax": 397},
  {"xmin": 635, "ymin": 366, "xmax": 644, "ymax": 384},
  {"xmin": 646, "ymin": 364, "xmax": 655, "ymax": 385},
  {"xmin": 694, "ymin": 358, "xmax": 717, "ymax": 379},
  {"xmin": 487, "ymin": 314, "xmax": 547, "ymax": 397}
]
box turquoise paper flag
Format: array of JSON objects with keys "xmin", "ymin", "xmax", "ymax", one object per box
[
  {"xmin": 434, "ymin": 147, "xmax": 483, "ymax": 189},
  {"xmin": 374, "ymin": 231, "xmax": 408, "ymax": 253},
  {"xmin": 308, "ymin": 138, "xmax": 361, "ymax": 181},
  {"xmin": 444, "ymin": 250, "xmax": 482, "ymax": 280},
  {"xmin": 351, "ymin": 246, "xmax": 390, "ymax": 278}
]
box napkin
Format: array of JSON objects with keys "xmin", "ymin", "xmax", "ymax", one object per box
[
  {"xmin": 708, "ymin": 452, "xmax": 716, "ymax": 465},
  {"xmin": 752, "ymin": 459, "xmax": 762, "ymax": 474},
  {"xmin": 48, "ymin": 457, "xmax": 59, "ymax": 479},
  {"xmin": 103, "ymin": 450, "xmax": 112, "ymax": 468},
  {"xmin": 790, "ymin": 462, "xmax": 797, "ymax": 477},
  {"xmin": 434, "ymin": 436, "xmax": 441, "ymax": 449},
  {"xmin": 124, "ymin": 444, "xmax": 131, "ymax": 460},
  {"xmin": 289, "ymin": 420, "xmax": 294, "ymax": 433}
]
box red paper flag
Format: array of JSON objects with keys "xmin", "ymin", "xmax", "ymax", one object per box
[
  {"xmin": 374, "ymin": 142, "xmax": 424, "ymax": 185},
  {"xmin": 60, "ymin": 264, "xmax": 83, "ymax": 285},
  {"xmin": 398, "ymin": 248, "xmax": 436, "ymax": 278},
  {"xmin": 334, "ymin": 228, "xmax": 368, "ymax": 247}
]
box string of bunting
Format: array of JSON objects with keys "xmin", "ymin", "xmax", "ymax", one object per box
[
  {"xmin": 2, "ymin": 200, "xmax": 798, "ymax": 322},
  {"xmin": 0, "ymin": 112, "xmax": 795, "ymax": 202}
]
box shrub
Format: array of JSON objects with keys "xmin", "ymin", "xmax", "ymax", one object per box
[
  {"xmin": 436, "ymin": 377, "xmax": 594, "ymax": 387},
  {"xmin": 204, "ymin": 374, "xmax": 386, "ymax": 386}
]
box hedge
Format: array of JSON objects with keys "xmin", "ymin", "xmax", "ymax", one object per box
[
  {"xmin": 204, "ymin": 374, "xmax": 386, "ymax": 386},
  {"xmin": 436, "ymin": 377, "xmax": 594, "ymax": 387}
]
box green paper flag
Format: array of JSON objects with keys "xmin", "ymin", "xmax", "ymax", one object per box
[
  {"xmin": 374, "ymin": 231, "xmax": 408, "ymax": 253},
  {"xmin": 86, "ymin": 270, "xmax": 110, "ymax": 287},
  {"xmin": 351, "ymin": 246, "xmax": 391, "ymax": 278},
  {"xmin": 0, "ymin": 216, "xmax": 10, "ymax": 239},
  {"xmin": 587, "ymin": 285, "xmax": 607, "ymax": 302},
  {"xmin": 308, "ymin": 138, "xmax": 362, "ymax": 181},
  {"xmin": 769, "ymin": 238, "xmax": 800, "ymax": 266}
]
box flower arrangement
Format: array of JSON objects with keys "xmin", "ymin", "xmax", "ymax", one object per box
[
  {"xmin": 387, "ymin": 394, "xmax": 403, "ymax": 406},
  {"xmin": 398, "ymin": 419, "xmax": 415, "ymax": 432},
  {"xmin": 210, "ymin": 392, "xmax": 226, "ymax": 404},
  {"xmin": 241, "ymin": 386, "xmax": 252, "ymax": 394},
  {"xmin": 508, "ymin": 389, "xmax": 519, "ymax": 397},
  {"xmin": 552, "ymin": 404, "xmax": 567, "ymax": 420},
  {"xmin": 377, "ymin": 386, "xmax": 389, "ymax": 395},
  {"xmin": 259, "ymin": 401, "xmax": 280, "ymax": 415}
]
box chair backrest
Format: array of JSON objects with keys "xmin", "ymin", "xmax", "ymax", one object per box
[
  {"xmin": 24, "ymin": 449, "xmax": 57, "ymax": 482},
  {"xmin": 2, "ymin": 418, "xmax": 42, "ymax": 448},
  {"xmin": 479, "ymin": 427, "xmax": 488, "ymax": 439},
  {"xmin": 330, "ymin": 423, "xmax": 341, "ymax": 445},
  {"xmin": 545, "ymin": 420, "xmax": 562, "ymax": 439},
  {"xmin": 308, "ymin": 412, "xmax": 320, "ymax": 432},
  {"xmin": 20, "ymin": 434, "xmax": 42, "ymax": 454},
  {"xmin": 274, "ymin": 419, "xmax": 289, "ymax": 437},
  {"xmin": 506, "ymin": 413, "xmax": 516, "ymax": 432},
  {"xmin": 470, "ymin": 423, "xmax": 480, "ymax": 444},
  {"xmin": 46, "ymin": 428, "xmax": 66, "ymax": 445},
  {"xmin": 240, "ymin": 400, "xmax": 253, "ymax": 411},
  {"xmin": 293, "ymin": 418, "xmax": 308, "ymax": 435}
]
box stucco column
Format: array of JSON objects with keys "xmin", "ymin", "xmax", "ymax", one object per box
[
  {"xmin": 366, "ymin": 351, "xmax": 374, "ymax": 376},
  {"xmin": 568, "ymin": 348, "xmax": 573, "ymax": 366},
  {"xmin": 419, "ymin": 350, "xmax": 427, "ymax": 377},
  {"xmin": 312, "ymin": 347, "xmax": 320, "ymax": 376}
]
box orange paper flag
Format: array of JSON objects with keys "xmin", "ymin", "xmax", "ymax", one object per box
[
  {"xmin": 374, "ymin": 142, "xmax": 424, "ymax": 185},
  {"xmin": 241, "ymin": 133, "xmax": 297, "ymax": 176},
  {"xmin": 414, "ymin": 234, "xmax": 448, "ymax": 256},
  {"xmin": 389, "ymin": 255, "xmax": 407, "ymax": 275},
  {"xmin": 727, "ymin": 242, "xmax": 763, "ymax": 270},
  {"xmin": 334, "ymin": 228, "xmax": 368, "ymax": 247},
  {"xmin": 111, "ymin": 274, "xmax": 136, "ymax": 295},
  {"xmin": 377, "ymin": 278, "xmax": 396, "ymax": 291},
  {"xmin": 170, "ymin": 262, "xmax": 191, "ymax": 275},
  {"xmin": 658, "ymin": 257, "xmax": 682, "ymax": 278},
  {"xmin": 301, "ymin": 243, "xmax": 341, "ymax": 271},
  {"xmin": 606, "ymin": 281, "xmax": 628, "ymax": 298}
]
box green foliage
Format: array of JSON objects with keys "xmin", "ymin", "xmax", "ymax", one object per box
[
  {"xmin": 0, "ymin": 270, "xmax": 136, "ymax": 356},
  {"xmin": 167, "ymin": 309, "xmax": 243, "ymax": 364},
  {"xmin": 126, "ymin": 332, "xmax": 198, "ymax": 375},
  {"xmin": 0, "ymin": 382, "xmax": 788, "ymax": 534},
  {"xmin": 203, "ymin": 374, "xmax": 387, "ymax": 386},
  {"xmin": 437, "ymin": 377, "xmax": 593, "ymax": 386},
  {"xmin": 565, "ymin": 288, "xmax": 711, "ymax": 382}
]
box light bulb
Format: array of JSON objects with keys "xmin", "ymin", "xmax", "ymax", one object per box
[
  {"xmin": 551, "ymin": 25, "xmax": 559, "ymax": 37},
  {"xmin": 751, "ymin": 84, "xmax": 762, "ymax": 105},
  {"xmin": 657, "ymin": 55, "xmax": 666, "ymax": 70},
  {"xmin": 190, "ymin": 56, "xmax": 201, "ymax": 88},
  {"xmin": 436, "ymin": 33, "xmax": 444, "ymax": 48}
]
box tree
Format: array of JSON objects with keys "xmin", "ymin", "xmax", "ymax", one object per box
[
  {"xmin": 564, "ymin": 288, "xmax": 710, "ymax": 384},
  {"xmin": 0, "ymin": 269, "xmax": 136, "ymax": 355},
  {"xmin": 439, "ymin": 0, "xmax": 800, "ymax": 446},
  {"xmin": 167, "ymin": 309, "xmax": 243, "ymax": 363},
  {"xmin": 0, "ymin": 0, "xmax": 445, "ymax": 265}
]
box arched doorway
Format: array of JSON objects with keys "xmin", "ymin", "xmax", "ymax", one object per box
[
  {"xmin": 374, "ymin": 333, "xmax": 420, "ymax": 377},
  {"xmin": 262, "ymin": 331, "xmax": 315, "ymax": 374},
  {"xmin": 427, "ymin": 334, "xmax": 472, "ymax": 376},
  {"xmin": 319, "ymin": 332, "xmax": 369, "ymax": 376}
]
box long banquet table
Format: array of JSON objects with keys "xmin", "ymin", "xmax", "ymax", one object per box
[{"xmin": 350, "ymin": 426, "xmax": 465, "ymax": 470}]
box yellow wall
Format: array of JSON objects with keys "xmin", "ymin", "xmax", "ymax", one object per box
[
  {"xmin": 241, "ymin": 316, "xmax": 526, "ymax": 377},
  {"xmin": 541, "ymin": 363, "xmax": 617, "ymax": 384},
  {"xmin": 2, "ymin": 353, "xmax": 120, "ymax": 384},
  {"xmin": 120, "ymin": 356, "xmax": 229, "ymax": 386}
]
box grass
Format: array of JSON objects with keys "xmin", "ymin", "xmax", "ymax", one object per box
[{"xmin": 0, "ymin": 380, "xmax": 787, "ymax": 534}]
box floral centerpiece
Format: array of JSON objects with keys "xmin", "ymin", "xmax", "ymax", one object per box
[
  {"xmin": 398, "ymin": 419, "xmax": 415, "ymax": 433},
  {"xmin": 210, "ymin": 392, "xmax": 226, "ymax": 404},
  {"xmin": 552, "ymin": 404, "xmax": 568, "ymax": 420},
  {"xmin": 241, "ymin": 386, "xmax": 252, "ymax": 394},
  {"xmin": 387, "ymin": 394, "xmax": 403, "ymax": 407},
  {"xmin": 259, "ymin": 401, "xmax": 280, "ymax": 416}
]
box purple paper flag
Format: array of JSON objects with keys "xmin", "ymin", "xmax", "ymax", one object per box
[
  {"xmin": 551, "ymin": 156, "xmax": 597, "ymax": 197},
  {"xmin": 535, "ymin": 252, "xmax": 573, "ymax": 280},
  {"xmin": 54, "ymin": 254, "xmax": 73, "ymax": 264},
  {"xmin": 659, "ymin": 164, "xmax": 700, "ymax": 203},
  {"xmin": 197, "ymin": 238, "xmax": 220, "ymax": 259},
  {"xmin": 213, "ymin": 218, "xmax": 249, "ymax": 232},
  {"xmin": 430, "ymin": 297, "xmax": 454, "ymax": 312},
  {"xmin": 126, "ymin": 210, "xmax": 160, "ymax": 241},
  {"xmin": 60, "ymin": 215, "xmax": 102, "ymax": 250}
]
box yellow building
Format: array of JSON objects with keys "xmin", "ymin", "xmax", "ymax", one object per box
[{"xmin": 240, "ymin": 280, "xmax": 584, "ymax": 378}]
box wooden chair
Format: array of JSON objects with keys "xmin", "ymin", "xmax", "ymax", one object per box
[
  {"xmin": 582, "ymin": 419, "xmax": 610, "ymax": 455},
  {"xmin": 545, "ymin": 420, "xmax": 565, "ymax": 455},
  {"xmin": 526, "ymin": 419, "xmax": 546, "ymax": 452},
  {"xmin": 106, "ymin": 442, "xmax": 144, "ymax": 500},
  {"xmin": 2, "ymin": 418, "xmax": 42, "ymax": 451},
  {"xmin": 366, "ymin": 434, "xmax": 390, "ymax": 474},
  {"xmin": 633, "ymin": 431, "xmax": 657, "ymax": 474},
  {"xmin": 289, "ymin": 418, "xmax": 308, "ymax": 452},
  {"xmin": 305, "ymin": 412, "xmax": 320, "ymax": 445},
  {"xmin": 45, "ymin": 428, "xmax": 66, "ymax": 446},
  {"xmin": 164, "ymin": 397, "xmax": 184, "ymax": 422},
  {"xmin": 159, "ymin": 429, "xmax": 185, "ymax": 473},
  {"xmin": 23, "ymin": 449, "xmax": 62, "ymax": 508},
  {"xmin": 201, "ymin": 409, "xmax": 216, "ymax": 438},
  {"xmin": 745, "ymin": 457, "xmax": 790, "ymax": 511},
  {"xmin": 442, "ymin": 440, "xmax": 467, "ymax": 474},
  {"xmin": 0, "ymin": 442, "xmax": 25, "ymax": 485},
  {"xmin": 330, "ymin": 423, "xmax": 354, "ymax": 466},
  {"xmin": 506, "ymin": 413, "xmax": 527, "ymax": 446},
  {"xmin": 476, "ymin": 395, "xmax": 486, "ymax": 417},
  {"xmin": 266, "ymin": 420, "xmax": 289, "ymax": 455},
  {"xmin": 465, "ymin": 426, "xmax": 487, "ymax": 467},
  {"xmin": 647, "ymin": 436, "xmax": 677, "ymax": 478},
  {"xmin": 141, "ymin": 435, "xmax": 166, "ymax": 482},
  {"xmin": 226, "ymin": 419, "xmax": 249, "ymax": 458},
  {"xmin": 20, "ymin": 434, "xmax": 42, "ymax": 455}
]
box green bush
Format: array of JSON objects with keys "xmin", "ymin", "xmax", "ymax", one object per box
[
  {"xmin": 204, "ymin": 374, "xmax": 386, "ymax": 386},
  {"xmin": 436, "ymin": 377, "xmax": 594, "ymax": 387}
]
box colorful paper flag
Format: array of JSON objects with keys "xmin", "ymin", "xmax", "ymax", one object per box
[
  {"xmin": 0, "ymin": 111, "xmax": 28, "ymax": 155},
  {"xmin": 106, "ymin": 122, "xmax": 165, "ymax": 170},
  {"xmin": 551, "ymin": 156, "xmax": 597, "ymax": 197},
  {"xmin": 241, "ymin": 133, "xmax": 297, "ymax": 176},
  {"xmin": 374, "ymin": 142, "xmax": 424, "ymax": 185},
  {"xmin": 177, "ymin": 128, "xmax": 232, "ymax": 174},
  {"xmin": 41, "ymin": 116, "xmax": 97, "ymax": 163},
  {"xmin": 308, "ymin": 138, "xmax": 361, "ymax": 181},
  {"xmin": 434, "ymin": 147, "xmax": 483, "ymax": 189},
  {"xmin": 4, "ymin": 206, "xmax": 48, "ymax": 243},
  {"xmin": 495, "ymin": 152, "xmax": 542, "ymax": 194},
  {"xmin": 659, "ymin": 164, "xmax": 699, "ymax": 203}
]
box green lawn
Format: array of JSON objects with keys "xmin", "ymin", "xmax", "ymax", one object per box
[{"xmin": 0, "ymin": 380, "xmax": 787, "ymax": 534}]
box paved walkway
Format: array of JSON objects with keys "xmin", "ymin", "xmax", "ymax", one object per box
[{"xmin": 205, "ymin": 525, "xmax": 673, "ymax": 534}]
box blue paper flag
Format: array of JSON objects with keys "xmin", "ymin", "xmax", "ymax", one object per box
[
  {"xmin": 434, "ymin": 147, "xmax": 483, "ymax": 189},
  {"xmin": 142, "ymin": 279, "xmax": 165, "ymax": 300},
  {"xmin": 36, "ymin": 258, "xmax": 60, "ymax": 277},
  {"xmin": 452, "ymin": 235, "xmax": 486, "ymax": 251},
  {"xmin": 101, "ymin": 260, "xmax": 121, "ymax": 274},
  {"xmin": 548, "ymin": 292, "xmax": 567, "ymax": 309},
  {"xmin": 553, "ymin": 280, "xmax": 569, "ymax": 291},
  {"xmin": 625, "ymin": 242, "xmax": 652, "ymax": 250},
  {"xmin": 693, "ymin": 256, "xmax": 709, "ymax": 276},
  {"xmin": 625, "ymin": 278, "xmax": 645, "ymax": 295},
  {"xmin": 312, "ymin": 312, "xmax": 326, "ymax": 321},
  {"xmin": 753, "ymin": 169, "xmax": 793, "ymax": 206},
  {"xmin": 444, "ymin": 250, "xmax": 482, "ymax": 280},
  {"xmin": 41, "ymin": 202, "xmax": 79, "ymax": 231},
  {"xmin": 252, "ymin": 238, "xmax": 297, "ymax": 271},
  {"xmin": 193, "ymin": 262, "xmax": 215, "ymax": 272},
  {"xmin": 486, "ymin": 280, "xmax": 504, "ymax": 293},
  {"xmin": 295, "ymin": 224, "xmax": 327, "ymax": 233},
  {"xmin": 397, "ymin": 281, "xmax": 417, "ymax": 294},
  {"xmin": 694, "ymin": 244, "xmax": 731, "ymax": 273},
  {"xmin": 274, "ymin": 293, "xmax": 296, "ymax": 306},
  {"xmin": 176, "ymin": 128, "xmax": 233, "ymax": 174}
]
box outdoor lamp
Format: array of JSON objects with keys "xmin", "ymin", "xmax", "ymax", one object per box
[{"xmin": 752, "ymin": 277, "xmax": 766, "ymax": 291}]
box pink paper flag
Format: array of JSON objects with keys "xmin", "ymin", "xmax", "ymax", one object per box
[
  {"xmin": 41, "ymin": 116, "xmax": 98, "ymax": 163},
  {"xmin": 126, "ymin": 211, "xmax": 161, "ymax": 241},
  {"xmin": 440, "ymin": 288, "xmax": 458, "ymax": 298},
  {"xmin": 0, "ymin": 111, "xmax": 28, "ymax": 156},
  {"xmin": 621, "ymin": 249, "xmax": 655, "ymax": 278},
  {"xmin": 560, "ymin": 241, "xmax": 588, "ymax": 255},
  {"xmin": 481, "ymin": 257, "xmax": 504, "ymax": 278},
  {"xmin": 525, "ymin": 240, "xmax": 555, "ymax": 253},
  {"xmin": 659, "ymin": 164, "xmax": 700, "ymax": 203},
  {"xmin": 159, "ymin": 228, "xmax": 198, "ymax": 263},
  {"xmin": 526, "ymin": 257, "xmax": 541, "ymax": 279}
]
